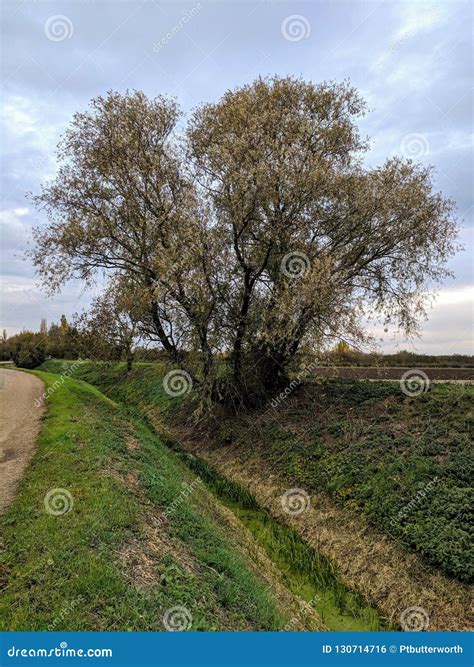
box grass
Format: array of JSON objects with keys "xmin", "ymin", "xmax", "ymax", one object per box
[
  {"xmin": 169, "ymin": 450, "xmax": 385, "ymax": 631},
  {"xmin": 41, "ymin": 360, "xmax": 474, "ymax": 584},
  {"xmin": 36, "ymin": 360, "xmax": 387, "ymax": 631},
  {"xmin": 0, "ymin": 369, "xmax": 290, "ymax": 631}
]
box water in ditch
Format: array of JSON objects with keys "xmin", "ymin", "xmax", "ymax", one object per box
[{"xmin": 172, "ymin": 447, "xmax": 388, "ymax": 632}]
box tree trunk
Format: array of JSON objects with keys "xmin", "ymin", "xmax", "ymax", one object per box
[
  {"xmin": 251, "ymin": 343, "xmax": 289, "ymax": 393},
  {"xmin": 126, "ymin": 349, "xmax": 133, "ymax": 373}
]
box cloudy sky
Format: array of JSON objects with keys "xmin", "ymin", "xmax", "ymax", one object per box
[{"xmin": 1, "ymin": 0, "xmax": 472, "ymax": 354}]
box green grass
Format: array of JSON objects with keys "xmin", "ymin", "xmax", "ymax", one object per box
[
  {"xmin": 41, "ymin": 360, "xmax": 474, "ymax": 584},
  {"xmin": 170, "ymin": 450, "xmax": 385, "ymax": 631},
  {"xmin": 38, "ymin": 360, "xmax": 385, "ymax": 631},
  {"xmin": 0, "ymin": 370, "xmax": 287, "ymax": 631}
]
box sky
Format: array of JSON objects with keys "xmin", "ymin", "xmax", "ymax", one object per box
[{"xmin": 1, "ymin": 0, "xmax": 473, "ymax": 354}]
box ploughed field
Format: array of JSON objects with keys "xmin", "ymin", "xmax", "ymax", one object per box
[{"xmin": 304, "ymin": 366, "xmax": 474, "ymax": 381}]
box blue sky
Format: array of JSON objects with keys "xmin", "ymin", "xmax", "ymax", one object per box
[{"xmin": 1, "ymin": 0, "xmax": 472, "ymax": 353}]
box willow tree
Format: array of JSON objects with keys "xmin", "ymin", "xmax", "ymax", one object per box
[
  {"xmin": 73, "ymin": 277, "xmax": 142, "ymax": 372},
  {"xmin": 32, "ymin": 78, "xmax": 458, "ymax": 406}
]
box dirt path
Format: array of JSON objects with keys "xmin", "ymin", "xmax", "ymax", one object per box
[{"xmin": 0, "ymin": 368, "xmax": 45, "ymax": 513}]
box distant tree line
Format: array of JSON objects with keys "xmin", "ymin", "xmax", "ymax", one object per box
[
  {"xmin": 311, "ymin": 346, "xmax": 474, "ymax": 369},
  {"xmin": 2, "ymin": 320, "xmax": 471, "ymax": 371},
  {"xmin": 0, "ymin": 302, "xmax": 150, "ymax": 370}
]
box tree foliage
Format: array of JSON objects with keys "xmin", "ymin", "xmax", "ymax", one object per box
[
  {"xmin": 31, "ymin": 78, "xmax": 459, "ymax": 407},
  {"xmin": 12, "ymin": 333, "xmax": 47, "ymax": 369},
  {"xmin": 73, "ymin": 278, "xmax": 142, "ymax": 371}
]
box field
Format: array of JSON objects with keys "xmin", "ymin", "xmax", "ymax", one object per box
[
  {"xmin": 303, "ymin": 366, "xmax": 474, "ymax": 381},
  {"xmin": 253, "ymin": 380, "xmax": 473, "ymax": 581}
]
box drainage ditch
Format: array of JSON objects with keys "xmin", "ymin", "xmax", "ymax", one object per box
[{"xmin": 167, "ymin": 443, "xmax": 388, "ymax": 632}]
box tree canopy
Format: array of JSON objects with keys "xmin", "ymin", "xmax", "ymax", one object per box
[{"xmin": 32, "ymin": 77, "xmax": 459, "ymax": 407}]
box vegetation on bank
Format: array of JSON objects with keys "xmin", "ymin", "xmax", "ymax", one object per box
[
  {"xmin": 170, "ymin": 451, "xmax": 385, "ymax": 631},
  {"xmin": 0, "ymin": 370, "xmax": 297, "ymax": 631},
  {"xmin": 32, "ymin": 361, "xmax": 387, "ymax": 630},
  {"xmin": 259, "ymin": 379, "xmax": 473, "ymax": 583},
  {"xmin": 40, "ymin": 360, "xmax": 473, "ymax": 584},
  {"xmin": 313, "ymin": 349, "xmax": 474, "ymax": 369}
]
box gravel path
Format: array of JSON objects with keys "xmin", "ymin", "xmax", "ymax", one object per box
[{"xmin": 0, "ymin": 368, "xmax": 45, "ymax": 513}]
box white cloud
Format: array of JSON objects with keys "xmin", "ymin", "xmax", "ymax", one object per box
[
  {"xmin": 0, "ymin": 0, "xmax": 471, "ymax": 355},
  {"xmin": 391, "ymin": 1, "xmax": 449, "ymax": 44},
  {"xmin": 368, "ymin": 285, "xmax": 474, "ymax": 354}
]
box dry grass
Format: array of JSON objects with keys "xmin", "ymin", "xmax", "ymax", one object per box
[
  {"xmin": 100, "ymin": 462, "xmax": 197, "ymax": 591},
  {"xmin": 178, "ymin": 434, "xmax": 473, "ymax": 632},
  {"xmin": 105, "ymin": 443, "xmax": 324, "ymax": 629},
  {"xmin": 126, "ymin": 436, "xmax": 141, "ymax": 452}
]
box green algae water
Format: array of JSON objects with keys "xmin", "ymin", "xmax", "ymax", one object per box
[
  {"xmin": 171, "ymin": 447, "xmax": 387, "ymax": 631},
  {"xmin": 227, "ymin": 504, "xmax": 383, "ymax": 631}
]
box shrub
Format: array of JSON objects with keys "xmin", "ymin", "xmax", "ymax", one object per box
[{"xmin": 13, "ymin": 338, "xmax": 46, "ymax": 369}]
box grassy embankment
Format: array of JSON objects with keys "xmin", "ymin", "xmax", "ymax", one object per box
[
  {"xmin": 31, "ymin": 361, "xmax": 386, "ymax": 631},
  {"xmin": 0, "ymin": 369, "xmax": 315, "ymax": 631},
  {"xmin": 41, "ymin": 360, "xmax": 473, "ymax": 585}
]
